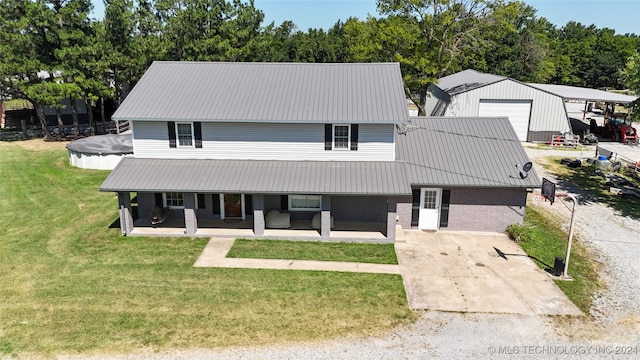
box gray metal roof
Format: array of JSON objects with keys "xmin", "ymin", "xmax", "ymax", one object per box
[
  {"xmin": 435, "ymin": 69, "xmax": 506, "ymax": 95},
  {"xmin": 528, "ymin": 83, "xmax": 638, "ymax": 103},
  {"xmin": 113, "ymin": 61, "xmax": 409, "ymax": 124},
  {"xmin": 396, "ymin": 117, "xmax": 540, "ymax": 188},
  {"xmin": 100, "ymin": 158, "xmax": 411, "ymax": 195}
]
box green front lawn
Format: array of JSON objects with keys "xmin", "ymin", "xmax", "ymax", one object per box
[
  {"xmin": 227, "ymin": 239, "xmax": 398, "ymax": 264},
  {"xmin": 507, "ymin": 206, "xmax": 601, "ymax": 313},
  {"xmin": 0, "ymin": 141, "xmax": 415, "ymax": 357}
]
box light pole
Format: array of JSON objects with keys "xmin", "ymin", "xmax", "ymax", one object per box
[{"xmin": 563, "ymin": 194, "xmax": 577, "ymax": 278}]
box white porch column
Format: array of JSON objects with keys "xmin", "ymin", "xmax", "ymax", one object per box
[
  {"xmin": 184, "ymin": 193, "xmax": 197, "ymax": 235},
  {"xmin": 321, "ymin": 196, "xmax": 331, "ymax": 239},
  {"xmin": 117, "ymin": 192, "xmax": 134, "ymax": 236}
]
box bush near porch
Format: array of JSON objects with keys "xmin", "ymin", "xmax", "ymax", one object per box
[{"xmin": 0, "ymin": 140, "xmax": 416, "ymax": 357}]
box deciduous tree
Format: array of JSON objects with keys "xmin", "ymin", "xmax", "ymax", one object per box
[
  {"xmin": 347, "ymin": 0, "xmax": 506, "ymax": 115},
  {"xmin": 620, "ymin": 51, "xmax": 640, "ymax": 120}
]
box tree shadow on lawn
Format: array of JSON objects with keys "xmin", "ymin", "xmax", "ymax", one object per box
[{"xmin": 553, "ymin": 164, "xmax": 640, "ymax": 220}]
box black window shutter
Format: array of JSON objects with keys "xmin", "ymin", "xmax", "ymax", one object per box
[
  {"xmin": 168, "ymin": 121, "xmax": 176, "ymax": 148},
  {"xmin": 440, "ymin": 190, "xmax": 451, "ymax": 228},
  {"xmin": 197, "ymin": 193, "xmax": 205, "ymax": 209},
  {"xmin": 280, "ymin": 195, "xmax": 288, "ymax": 210},
  {"xmin": 155, "ymin": 193, "xmax": 164, "ymax": 207},
  {"xmin": 244, "ymin": 195, "xmax": 253, "ymax": 214},
  {"xmin": 411, "ymin": 189, "xmax": 420, "ymax": 227},
  {"xmin": 212, "ymin": 194, "xmax": 220, "ymax": 214},
  {"xmin": 350, "ymin": 124, "xmax": 358, "ymax": 150},
  {"xmin": 194, "ymin": 122, "xmax": 202, "ymax": 148},
  {"xmin": 324, "ymin": 124, "xmax": 332, "ymax": 150}
]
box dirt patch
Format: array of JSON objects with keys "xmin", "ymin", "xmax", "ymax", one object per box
[{"xmin": 0, "ymin": 138, "xmax": 69, "ymax": 151}]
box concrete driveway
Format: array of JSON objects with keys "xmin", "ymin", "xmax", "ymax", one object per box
[{"xmin": 395, "ymin": 230, "xmax": 581, "ymax": 315}]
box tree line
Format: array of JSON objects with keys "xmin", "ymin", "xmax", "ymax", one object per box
[{"xmin": 1, "ymin": 0, "xmax": 639, "ymax": 138}]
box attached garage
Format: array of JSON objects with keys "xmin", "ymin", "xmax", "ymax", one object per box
[
  {"xmin": 478, "ymin": 100, "xmax": 532, "ymax": 141},
  {"xmin": 395, "ymin": 117, "xmax": 540, "ymax": 233},
  {"xmin": 424, "ymin": 69, "xmax": 570, "ymax": 142}
]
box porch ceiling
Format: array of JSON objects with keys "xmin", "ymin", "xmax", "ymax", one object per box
[{"xmin": 100, "ymin": 158, "xmax": 411, "ymax": 195}]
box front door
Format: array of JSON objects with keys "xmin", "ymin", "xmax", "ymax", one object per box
[
  {"xmin": 221, "ymin": 193, "xmax": 245, "ymax": 220},
  {"xmin": 418, "ymin": 188, "xmax": 441, "ymax": 230}
]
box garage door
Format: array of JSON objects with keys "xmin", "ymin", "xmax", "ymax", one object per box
[{"xmin": 478, "ymin": 100, "xmax": 532, "ymax": 141}]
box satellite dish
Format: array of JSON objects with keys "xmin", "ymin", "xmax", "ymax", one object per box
[{"xmin": 519, "ymin": 161, "xmax": 533, "ymax": 179}]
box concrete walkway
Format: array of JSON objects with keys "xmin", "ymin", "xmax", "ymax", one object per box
[
  {"xmin": 193, "ymin": 232, "xmax": 581, "ymax": 315},
  {"xmin": 193, "ymin": 238, "xmax": 401, "ymax": 274}
]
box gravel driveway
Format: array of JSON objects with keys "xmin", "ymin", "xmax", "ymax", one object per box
[
  {"xmin": 524, "ymin": 146, "xmax": 640, "ymax": 333},
  {"xmin": 62, "ymin": 146, "xmax": 640, "ymax": 359}
]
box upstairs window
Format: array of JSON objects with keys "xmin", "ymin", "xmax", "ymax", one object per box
[
  {"xmin": 176, "ymin": 123, "xmax": 194, "ymax": 147},
  {"xmin": 325, "ymin": 124, "xmax": 358, "ymax": 151},
  {"xmin": 333, "ymin": 125, "xmax": 350, "ymax": 150},
  {"xmin": 168, "ymin": 121, "xmax": 202, "ymax": 148}
]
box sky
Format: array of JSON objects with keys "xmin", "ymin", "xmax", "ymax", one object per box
[{"xmin": 90, "ymin": 0, "xmax": 640, "ymax": 35}]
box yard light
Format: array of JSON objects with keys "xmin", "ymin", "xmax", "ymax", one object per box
[{"xmin": 562, "ymin": 194, "xmax": 577, "ymax": 278}]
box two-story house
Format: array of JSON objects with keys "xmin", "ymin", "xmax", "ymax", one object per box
[{"xmin": 100, "ymin": 61, "xmax": 539, "ymax": 240}]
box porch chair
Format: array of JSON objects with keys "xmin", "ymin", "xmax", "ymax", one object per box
[
  {"xmin": 149, "ymin": 205, "xmax": 171, "ymax": 225},
  {"xmin": 265, "ymin": 209, "xmax": 290, "ymax": 229},
  {"xmin": 311, "ymin": 212, "xmax": 334, "ymax": 230}
]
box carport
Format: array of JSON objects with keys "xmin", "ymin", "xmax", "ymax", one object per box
[{"xmin": 528, "ymin": 83, "xmax": 637, "ymax": 122}]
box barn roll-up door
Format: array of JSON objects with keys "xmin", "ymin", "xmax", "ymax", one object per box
[{"xmin": 478, "ymin": 100, "xmax": 532, "ymax": 141}]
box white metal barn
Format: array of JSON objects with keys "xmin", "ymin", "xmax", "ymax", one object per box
[{"xmin": 424, "ymin": 69, "xmax": 570, "ymax": 142}]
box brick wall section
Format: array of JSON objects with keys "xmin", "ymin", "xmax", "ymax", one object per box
[
  {"xmin": 331, "ymin": 196, "xmax": 387, "ymax": 222},
  {"xmin": 137, "ymin": 192, "xmax": 155, "ymax": 219},
  {"xmin": 394, "ymin": 195, "xmax": 413, "ymax": 229},
  {"xmin": 446, "ymin": 188, "xmax": 527, "ymax": 232}
]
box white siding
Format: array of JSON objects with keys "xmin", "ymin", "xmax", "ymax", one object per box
[
  {"xmin": 132, "ymin": 121, "xmax": 395, "ymax": 161},
  {"xmin": 444, "ymin": 79, "xmax": 570, "ymax": 134}
]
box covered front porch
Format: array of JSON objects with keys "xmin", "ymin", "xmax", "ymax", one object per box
[
  {"xmin": 116, "ymin": 192, "xmax": 397, "ymax": 241},
  {"xmin": 129, "ymin": 216, "xmax": 389, "ymax": 241},
  {"xmin": 101, "ymin": 158, "xmax": 413, "ymax": 241}
]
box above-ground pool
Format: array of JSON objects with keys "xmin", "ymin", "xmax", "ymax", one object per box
[{"xmin": 67, "ymin": 133, "xmax": 133, "ymax": 170}]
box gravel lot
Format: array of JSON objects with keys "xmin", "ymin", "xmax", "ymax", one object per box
[
  {"xmin": 524, "ymin": 146, "xmax": 640, "ymax": 334},
  {"xmin": 60, "ymin": 146, "xmax": 640, "ymax": 360}
]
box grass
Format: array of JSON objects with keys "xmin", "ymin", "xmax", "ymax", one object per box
[
  {"xmin": 507, "ymin": 206, "xmax": 601, "ymax": 313},
  {"xmin": 227, "ymin": 239, "xmax": 398, "ymax": 264},
  {"xmin": 2, "ymin": 98, "xmax": 33, "ymax": 110},
  {"xmin": 543, "ymin": 157, "xmax": 640, "ymax": 219},
  {"xmin": 0, "ymin": 140, "xmax": 416, "ymax": 357}
]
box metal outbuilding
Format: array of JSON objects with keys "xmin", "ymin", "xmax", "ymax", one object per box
[
  {"xmin": 424, "ymin": 69, "xmax": 571, "ymax": 142},
  {"xmin": 424, "ymin": 70, "xmax": 639, "ymax": 143}
]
